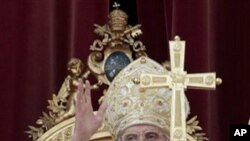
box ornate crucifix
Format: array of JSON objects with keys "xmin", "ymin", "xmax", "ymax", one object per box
[{"xmin": 140, "ymin": 36, "xmax": 222, "ymax": 141}]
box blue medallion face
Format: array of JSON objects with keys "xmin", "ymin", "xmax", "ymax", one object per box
[{"xmin": 104, "ymin": 51, "xmax": 131, "ymax": 82}]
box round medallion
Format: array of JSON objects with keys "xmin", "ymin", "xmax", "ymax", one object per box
[
  {"xmin": 205, "ymin": 75, "xmax": 214, "ymax": 85},
  {"xmin": 104, "ymin": 51, "xmax": 131, "ymax": 82},
  {"xmin": 174, "ymin": 129, "xmax": 183, "ymax": 139},
  {"xmin": 141, "ymin": 76, "xmax": 151, "ymax": 86},
  {"xmin": 174, "ymin": 43, "xmax": 181, "ymax": 52}
]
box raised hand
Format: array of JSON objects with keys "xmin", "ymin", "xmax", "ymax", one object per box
[{"xmin": 71, "ymin": 79, "xmax": 107, "ymax": 141}]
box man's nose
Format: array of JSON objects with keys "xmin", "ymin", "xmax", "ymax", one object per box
[{"xmin": 138, "ymin": 136, "xmax": 144, "ymax": 141}]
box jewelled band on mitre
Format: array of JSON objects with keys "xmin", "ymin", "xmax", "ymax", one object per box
[{"xmin": 102, "ymin": 57, "xmax": 190, "ymax": 139}]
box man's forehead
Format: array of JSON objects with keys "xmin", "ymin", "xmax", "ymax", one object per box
[{"xmin": 123, "ymin": 124, "xmax": 161, "ymax": 133}]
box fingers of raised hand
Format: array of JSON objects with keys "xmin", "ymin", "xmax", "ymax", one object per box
[
  {"xmin": 76, "ymin": 79, "xmax": 94, "ymax": 113},
  {"xmin": 96, "ymin": 102, "xmax": 108, "ymax": 121},
  {"xmin": 76, "ymin": 79, "xmax": 85, "ymax": 102},
  {"xmin": 84, "ymin": 80, "xmax": 91, "ymax": 105}
]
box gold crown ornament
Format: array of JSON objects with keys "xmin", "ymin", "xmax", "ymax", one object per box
[
  {"xmin": 107, "ymin": 4, "xmax": 128, "ymax": 33},
  {"xmin": 108, "ymin": 9, "xmax": 128, "ymax": 20},
  {"xmin": 108, "ymin": 2, "xmax": 128, "ymax": 20},
  {"xmin": 108, "ymin": 9, "xmax": 128, "ymax": 32},
  {"xmin": 102, "ymin": 56, "xmax": 190, "ymax": 140}
]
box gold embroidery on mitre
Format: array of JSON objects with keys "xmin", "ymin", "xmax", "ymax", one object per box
[{"xmin": 102, "ymin": 57, "xmax": 190, "ymax": 139}]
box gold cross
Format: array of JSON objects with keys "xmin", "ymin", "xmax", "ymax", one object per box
[{"xmin": 140, "ymin": 36, "xmax": 222, "ymax": 141}]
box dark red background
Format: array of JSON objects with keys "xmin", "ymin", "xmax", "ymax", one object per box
[{"xmin": 0, "ymin": 0, "xmax": 250, "ymax": 140}]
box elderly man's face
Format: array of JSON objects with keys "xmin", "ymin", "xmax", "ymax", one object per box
[{"xmin": 119, "ymin": 125, "xmax": 168, "ymax": 141}]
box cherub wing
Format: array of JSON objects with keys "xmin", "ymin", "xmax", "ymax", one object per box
[{"xmin": 57, "ymin": 77, "xmax": 70, "ymax": 99}]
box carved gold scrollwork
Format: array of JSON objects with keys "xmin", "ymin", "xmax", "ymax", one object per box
[
  {"xmin": 90, "ymin": 40, "xmax": 104, "ymax": 51},
  {"xmin": 132, "ymin": 41, "xmax": 145, "ymax": 52}
]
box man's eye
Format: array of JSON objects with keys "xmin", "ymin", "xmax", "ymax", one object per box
[
  {"xmin": 125, "ymin": 134, "xmax": 137, "ymax": 141},
  {"xmin": 145, "ymin": 132, "xmax": 159, "ymax": 140}
]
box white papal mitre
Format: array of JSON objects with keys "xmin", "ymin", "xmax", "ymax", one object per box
[{"xmin": 102, "ymin": 56, "xmax": 190, "ymax": 140}]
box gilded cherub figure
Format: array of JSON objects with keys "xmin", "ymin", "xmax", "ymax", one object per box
[
  {"xmin": 55, "ymin": 58, "xmax": 84, "ymax": 123},
  {"xmin": 67, "ymin": 58, "xmax": 83, "ymax": 92},
  {"xmin": 65, "ymin": 58, "xmax": 83, "ymax": 114}
]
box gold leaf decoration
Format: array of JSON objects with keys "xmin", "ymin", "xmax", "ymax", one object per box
[{"xmin": 187, "ymin": 116, "xmax": 209, "ymax": 141}]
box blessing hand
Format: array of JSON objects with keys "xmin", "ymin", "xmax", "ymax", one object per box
[{"xmin": 71, "ymin": 79, "xmax": 108, "ymax": 141}]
